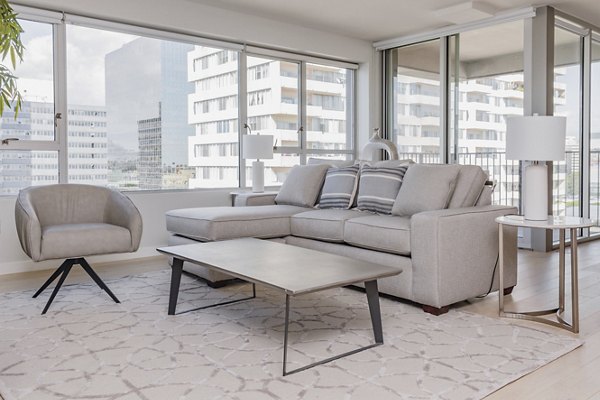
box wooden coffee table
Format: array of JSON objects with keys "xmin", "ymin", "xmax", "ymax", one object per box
[{"xmin": 157, "ymin": 238, "xmax": 401, "ymax": 375}]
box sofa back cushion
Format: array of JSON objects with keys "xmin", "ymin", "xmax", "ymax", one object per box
[
  {"xmin": 447, "ymin": 165, "xmax": 488, "ymax": 208},
  {"xmin": 391, "ymin": 164, "xmax": 461, "ymax": 216},
  {"xmin": 318, "ymin": 164, "xmax": 360, "ymax": 209},
  {"xmin": 356, "ymin": 165, "xmax": 408, "ymax": 214},
  {"xmin": 275, "ymin": 164, "xmax": 329, "ymax": 207},
  {"xmin": 307, "ymin": 157, "xmax": 355, "ymax": 167}
]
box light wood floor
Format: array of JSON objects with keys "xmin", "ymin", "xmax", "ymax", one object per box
[{"xmin": 1, "ymin": 244, "xmax": 600, "ymax": 399}]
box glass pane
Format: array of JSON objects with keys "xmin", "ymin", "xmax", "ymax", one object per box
[
  {"xmin": 246, "ymin": 56, "xmax": 300, "ymax": 187},
  {"xmin": 451, "ymin": 20, "xmax": 524, "ymax": 208},
  {"xmin": 0, "ymin": 151, "xmax": 58, "ymax": 195},
  {"xmin": 387, "ymin": 39, "xmax": 441, "ymax": 161},
  {"xmin": 189, "ymin": 47, "xmax": 240, "ymax": 188},
  {"xmin": 0, "ymin": 20, "xmax": 55, "ymax": 142},
  {"xmin": 306, "ymin": 63, "xmax": 351, "ymax": 151},
  {"xmin": 553, "ymin": 27, "xmax": 582, "ymax": 218},
  {"xmin": 590, "ymin": 40, "xmax": 600, "ymax": 235},
  {"xmin": 67, "ymin": 25, "xmax": 236, "ymax": 189}
]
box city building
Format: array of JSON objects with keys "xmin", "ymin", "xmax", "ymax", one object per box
[
  {"xmin": 105, "ymin": 37, "xmax": 195, "ymax": 190},
  {"xmin": 0, "ymin": 79, "xmax": 107, "ymax": 195},
  {"xmin": 187, "ymin": 48, "xmax": 351, "ymax": 188}
]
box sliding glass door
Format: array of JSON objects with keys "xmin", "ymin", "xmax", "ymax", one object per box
[{"xmin": 386, "ymin": 39, "xmax": 442, "ymax": 163}]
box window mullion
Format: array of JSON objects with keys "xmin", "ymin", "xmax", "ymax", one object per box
[
  {"xmin": 54, "ymin": 21, "xmax": 68, "ymax": 184},
  {"xmin": 299, "ymin": 61, "xmax": 307, "ymax": 163},
  {"xmin": 238, "ymin": 50, "xmax": 248, "ymax": 188}
]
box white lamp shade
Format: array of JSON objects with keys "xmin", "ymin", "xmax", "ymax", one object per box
[
  {"xmin": 506, "ymin": 116, "xmax": 566, "ymax": 161},
  {"xmin": 242, "ymin": 135, "xmax": 274, "ymax": 160}
]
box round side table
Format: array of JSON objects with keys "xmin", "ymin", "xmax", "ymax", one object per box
[{"xmin": 496, "ymin": 215, "xmax": 595, "ymax": 333}]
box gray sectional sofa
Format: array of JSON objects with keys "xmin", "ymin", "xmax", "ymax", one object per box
[{"xmin": 165, "ymin": 161, "xmax": 518, "ymax": 315}]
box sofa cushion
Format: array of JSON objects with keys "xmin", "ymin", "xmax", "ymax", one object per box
[
  {"xmin": 356, "ymin": 165, "xmax": 408, "ymax": 214},
  {"xmin": 166, "ymin": 205, "xmax": 307, "ymax": 241},
  {"xmin": 447, "ymin": 165, "xmax": 488, "ymax": 208},
  {"xmin": 275, "ymin": 164, "xmax": 329, "ymax": 207},
  {"xmin": 318, "ymin": 164, "xmax": 360, "ymax": 209},
  {"xmin": 344, "ymin": 215, "xmax": 411, "ymax": 255},
  {"xmin": 291, "ymin": 209, "xmax": 367, "ymax": 242},
  {"xmin": 41, "ymin": 223, "xmax": 132, "ymax": 260},
  {"xmin": 392, "ymin": 164, "xmax": 461, "ymax": 216}
]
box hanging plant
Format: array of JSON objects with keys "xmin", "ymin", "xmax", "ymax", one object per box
[{"xmin": 0, "ymin": 0, "xmax": 24, "ymax": 116}]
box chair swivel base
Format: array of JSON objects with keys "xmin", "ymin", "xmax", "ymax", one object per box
[{"xmin": 33, "ymin": 257, "xmax": 120, "ymax": 314}]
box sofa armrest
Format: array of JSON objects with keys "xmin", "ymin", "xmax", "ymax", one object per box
[
  {"xmin": 410, "ymin": 205, "xmax": 518, "ymax": 308},
  {"xmin": 233, "ymin": 192, "xmax": 278, "ymax": 207}
]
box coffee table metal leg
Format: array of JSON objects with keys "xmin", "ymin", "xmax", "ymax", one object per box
[
  {"xmin": 282, "ymin": 282, "xmax": 384, "ymax": 376},
  {"xmin": 559, "ymin": 229, "xmax": 566, "ymax": 312},
  {"xmin": 365, "ymin": 280, "xmax": 383, "ymax": 344},
  {"xmin": 168, "ymin": 258, "xmax": 184, "ymax": 315}
]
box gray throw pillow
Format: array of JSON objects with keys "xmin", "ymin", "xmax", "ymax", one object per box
[
  {"xmin": 392, "ymin": 164, "xmax": 461, "ymax": 216},
  {"xmin": 356, "ymin": 165, "xmax": 408, "ymax": 214},
  {"xmin": 275, "ymin": 164, "xmax": 329, "ymax": 208},
  {"xmin": 318, "ymin": 164, "xmax": 360, "ymax": 209}
]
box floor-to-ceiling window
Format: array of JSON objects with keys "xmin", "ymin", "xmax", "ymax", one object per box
[
  {"xmin": 553, "ymin": 25, "xmax": 583, "ymax": 218},
  {"xmin": 450, "ymin": 20, "xmax": 524, "ymax": 207},
  {"xmin": 0, "ymin": 6, "xmax": 357, "ymax": 195},
  {"xmin": 386, "ymin": 39, "xmax": 442, "ymax": 163},
  {"xmin": 590, "ymin": 39, "xmax": 600, "ymax": 234}
]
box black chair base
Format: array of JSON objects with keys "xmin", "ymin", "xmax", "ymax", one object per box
[{"xmin": 33, "ymin": 257, "xmax": 120, "ymax": 314}]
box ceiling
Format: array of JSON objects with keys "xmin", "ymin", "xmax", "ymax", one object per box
[{"xmin": 185, "ymin": 0, "xmax": 600, "ymax": 42}]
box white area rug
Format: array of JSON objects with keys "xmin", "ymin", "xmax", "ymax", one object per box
[{"xmin": 0, "ymin": 270, "xmax": 581, "ymax": 400}]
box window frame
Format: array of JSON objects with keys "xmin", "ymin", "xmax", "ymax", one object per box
[{"xmin": 0, "ymin": 5, "xmax": 358, "ymax": 195}]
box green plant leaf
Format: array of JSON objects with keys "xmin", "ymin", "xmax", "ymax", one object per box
[{"xmin": 0, "ymin": 0, "xmax": 24, "ymax": 117}]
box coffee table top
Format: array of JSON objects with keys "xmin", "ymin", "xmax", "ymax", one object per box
[{"xmin": 157, "ymin": 238, "xmax": 401, "ymax": 295}]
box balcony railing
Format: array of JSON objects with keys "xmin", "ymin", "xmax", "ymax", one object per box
[{"xmin": 398, "ymin": 150, "xmax": 598, "ymax": 219}]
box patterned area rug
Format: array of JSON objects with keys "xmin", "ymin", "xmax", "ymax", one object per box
[{"xmin": 0, "ymin": 270, "xmax": 581, "ymax": 400}]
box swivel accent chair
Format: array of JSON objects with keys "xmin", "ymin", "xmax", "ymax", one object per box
[{"xmin": 15, "ymin": 184, "xmax": 143, "ymax": 314}]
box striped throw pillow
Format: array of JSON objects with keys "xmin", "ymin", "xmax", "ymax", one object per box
[
  {"xmin": 318, "ymin": 164, "xmax": 360, "ymax": 209},
  {"xmin": 356, "ymin": 165, "xmax": 408, "ymax": 214}
]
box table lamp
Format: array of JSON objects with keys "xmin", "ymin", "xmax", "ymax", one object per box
[
  {"xmin": 242, "ymin": 127, "xmax": 274, "ymax": 193},
  {"xmin": 506, "ymin": 115, "xmax": 566, "ymax": 221}
]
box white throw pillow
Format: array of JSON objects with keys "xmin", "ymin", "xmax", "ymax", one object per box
[{"xmin": 275, "ymin": 164, "xmax": 330, "ymax": 208}]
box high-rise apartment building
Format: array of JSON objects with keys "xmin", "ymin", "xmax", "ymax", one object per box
[
  {"xmin": 0, "ymin": 79, "xmax": 108, "ymax": 195},
  {"xmin": 105, "ymin": 37, "xmax": 195, "ymax": 189},
  {"xmin": 187, "ymin": 48, "xmax": 351, "ymax": 188}
]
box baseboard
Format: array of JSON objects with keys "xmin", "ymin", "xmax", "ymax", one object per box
[{"xmin": 0, "ymin": 246, "xmax": 165, "ymax": 276}]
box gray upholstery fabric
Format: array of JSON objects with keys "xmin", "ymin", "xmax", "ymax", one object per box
[
  {"xmin": 15, "ymin": 184, "xmax": 142, "ymax": 262},
  {"xmin": 307, "ymin": 157, "xmax": 355, "ymax": 167},
  {"xmin": 291, "ymin": 209, "xmax": 366, "ymax": 242},
  {"xmin": 447, "ymin": 165, "xmax": 488, "ymax": 208},
  {"xmin": 476, "ymin": 185, "xmax": 493, "ymax": 206},
  {"xmin": 166, "ymin": 205, "xmax": 307, "ymax": 241},
  {"xmin": 234, "ymin": 192, "xmax": 277, "ymax": 207},
  {"xmin": 344, "ymin": 215, "xmax": 411, "ymax": 255},
  {"xmin": 41, "ymin": 223, "xmax": 132, "ymax": 260},
  {"xmin": 392, "ymin": 164, "xmax": 461, "ymax": 216},
  {"xmin": 410, "ymin": 205, "xmax": 518, "ymax": 308},
  {"xmin": 370, "ymin": 159, "xmax": 414, "ymax": 167},
  {"xmin": 356, "ymin": 165, "xmax": 408, "ymax": 214},
  {"xmin": 275, "ymin": 164, "xmax": 329, "ymax": 207},
  {"xmin": 318, "ymin": 164, "xmax": 360, "ymax": 209}
]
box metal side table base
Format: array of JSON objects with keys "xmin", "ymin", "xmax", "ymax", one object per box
[
  {"xmin": 499, "ymin": 221, "xmax": 583, "ymax": 334},
  {"xmin": 282, "ymin": 280, "xmax": 384, "ymax": 376}
]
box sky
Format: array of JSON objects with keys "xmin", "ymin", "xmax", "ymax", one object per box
[{"xmin": 14, "ymin": 19, "xmax": 135, "ymax": 106}]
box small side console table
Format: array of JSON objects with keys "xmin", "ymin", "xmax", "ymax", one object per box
[{"xmin": 496, "ymin": 215, "xmax": 595, "ymax": 333}]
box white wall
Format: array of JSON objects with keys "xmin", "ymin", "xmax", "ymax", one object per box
[{"xmin": 2, "ymin": 0, "xmax": 380, "ymax": 274}]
